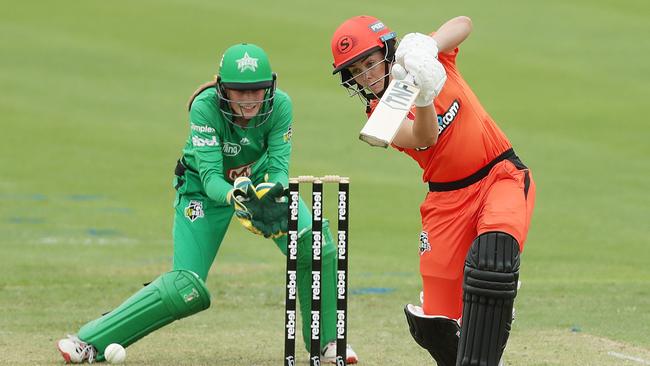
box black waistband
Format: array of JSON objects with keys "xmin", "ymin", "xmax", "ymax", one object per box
[
  {"xmin": 428, "ymin": 148, "xmax": 525, "ymax": 192},
  {"xmin": 175, "ymin": 157, "xmax": 199, "ymax": 177}
]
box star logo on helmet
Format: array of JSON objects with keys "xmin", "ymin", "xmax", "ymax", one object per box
[{"xmin": 236, "ymin": 52, "xmax": 258, "ymax": 72}]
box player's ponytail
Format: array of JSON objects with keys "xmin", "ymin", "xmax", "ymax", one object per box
[{"xmin": 187, "ymin": 79, "xmax": 217, "ymax": 111}]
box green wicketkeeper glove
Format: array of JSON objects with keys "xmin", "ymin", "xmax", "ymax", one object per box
[
  {"xmin": 253, "ymin": 182, "xmax": 289, "ymax": 238},
  {"xmin": 227, "ymin": 179, "xmax": 288, "ymax": 238},
  {"xmin": 227, "ymin": 177, "xmax": 266, "ymax": 237}
]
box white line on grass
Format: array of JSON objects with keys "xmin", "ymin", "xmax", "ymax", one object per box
[{"xmin": 608, "ymin": 351, "xmax": 650, "ymax": 365}]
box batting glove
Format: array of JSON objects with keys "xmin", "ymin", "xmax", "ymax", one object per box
[
  {"xmin": 393, "ymin": 32, "xmax": 446, "ymax": 106},
  {"xmin": 392, "ymin": 52, "xmax": 447, "ymax": 107},
  {"xmin": 395, "ymin": 32, "xmax": 440, "ymax": 62}
]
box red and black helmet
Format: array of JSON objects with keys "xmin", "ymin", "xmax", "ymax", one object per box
[
  {"xmin": 330, "ymin": 15, "xmax": 397, "ymax": 102},
  {"xmin": 331, "ymin": 15, "xmax": 396, "ymax": 73}
]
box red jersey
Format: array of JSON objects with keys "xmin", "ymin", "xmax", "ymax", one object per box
[{"xmin": 368, "ymin": 46, "xmax": 512, "ymax": 183}]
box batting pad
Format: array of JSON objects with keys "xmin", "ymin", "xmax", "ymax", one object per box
[
  {"xmin": 457, "ymin": 232, "xmax": 520, "ymax": 366},
  {"xmin": 78, "ymin": 270, "xmax": 210, "ymax": 360}
]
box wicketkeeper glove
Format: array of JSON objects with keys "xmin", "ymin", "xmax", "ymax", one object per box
[
  {"xmin": 227, "ymin": 178, "xmax": 288, "ymax": 239},
  {"xmin": 227, "ymin": 177, "xmax": 265, "ymax": 237},
  {"xmin": 392, "ymin": 33, "xmax": 447, "ymax": 107},
  {"xmin": 252, "ymin": 182, "xmax": 289, "ymax": 239}
]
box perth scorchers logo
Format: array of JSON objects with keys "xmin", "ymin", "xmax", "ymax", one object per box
[{"xmin": 337, "ymin": 36, "xmax": 354, "ymax": 54}]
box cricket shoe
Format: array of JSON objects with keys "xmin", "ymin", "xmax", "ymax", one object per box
[
  {"xmin": 57, "ymin": 335, "xmax": 97, "ymax": 364},
  {"xmin": 320, "ymin": 341, "xmax": 359, "ymax": 364}
]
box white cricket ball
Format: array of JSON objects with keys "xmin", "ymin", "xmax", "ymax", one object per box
[{"xmin": 104, "ymin": 343, "xmax": 126, "ymax": 364}]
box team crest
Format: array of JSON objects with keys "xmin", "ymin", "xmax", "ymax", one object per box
[
  {"xmin": 419, "ymin": 231, "xmax": 431, "ymax": 255},
  {"xmin": 283, "ymin": 126, "xmax": 293, "ymax": 143},
  {"xmin": 236, "ymin": 52, "xmax": 258, "ymax": 72},
  {"xmin": 184, "ymin": 200, "xmax": 204, "ymax": 222}
]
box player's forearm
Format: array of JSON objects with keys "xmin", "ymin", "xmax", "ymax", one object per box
[
  {"xmin": 196, "ymin": 152, "xmax": 232, "ymax": 204},
  {"xmin": 432, "ymin": 16, "xmax": 472, "ymax": 53},
  {"xmin": 201, "ymin": 172, "xmax": 233, "ymax": 204},
  {"xmin": 265, "ymin": 137, "xmax": 291, "ymax": 186},
  {"xmin": 412, "ymin": 105, "xmax": 438, "ymax": 147},
  {"xmin": 266, "ymin": 161, "xmax": 289, "ymax": 187},
  {"xmin": 395, "ymin": 106, "xmax": 438, "ymax": 148}
]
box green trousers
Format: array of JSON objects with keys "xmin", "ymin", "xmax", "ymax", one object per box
[{"xmin": 172, "ymin": 192, "xmax": 337, "ymax": 351}]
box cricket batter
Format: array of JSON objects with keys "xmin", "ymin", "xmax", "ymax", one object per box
[
  {"xmin": 57, "ymin": 43, "xmax": 358, "ymax": 364},
  {"xmin": 330, "ymin": 16, "xmax": 536, "ymax": 366}
]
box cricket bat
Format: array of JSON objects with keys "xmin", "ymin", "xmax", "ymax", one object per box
[{"xmin": 359, "ymin": 79, "xmax": 420, "ymax": 148}]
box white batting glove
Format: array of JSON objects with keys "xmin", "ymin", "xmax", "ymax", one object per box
[
  {"xmin": 391, "ymin": 63, "xmax": 415, "ymax": 84},
  {"xmin": 393, "ymin": 33, "xmax": 446, "ymax": 107},
  {"xmin": 406, "ymin": 51, "xmax": 447, "ymax": 106},
  {"xmin": 395, "ymin": 32, "xmax": 440, "ymax": 64},
  {"xmin": 393, "ymin": 51, "xmax": 447, "ymax": 107}
]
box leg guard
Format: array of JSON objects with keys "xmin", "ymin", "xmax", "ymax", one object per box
[
  {"xmin": 78, "ymin": 270, "xmax": 210, "ymax": 360},
  {"xmin": 457, "ymin": 232, "xmax": 520, "ymax": 366},
  {"xmin": 296, "ymin": 219, "xmax": 337, "ymax": 352},
  {"xmin": 404, "ymin": 304, "xmax": 459, "ymax": 366}
]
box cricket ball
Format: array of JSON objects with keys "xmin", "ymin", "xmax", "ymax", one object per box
[{"xmin": 104, "ymin": 343, "xmax": 126, "ymax": 364}]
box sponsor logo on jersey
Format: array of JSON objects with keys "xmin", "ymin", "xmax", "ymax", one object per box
[
  {"xmin": 222, "ymin": 142, "xmax": 241, "ymax": 156},
  {"xmin": 438, "ymin": 99, "xmax": 460, "ymax": 135},
  {"xmin": 184, "ymin": 200, "xmax": 204, "ymax": 222},
  {"xmin": 240, "ymin": 137, "xmax": 250, "ymax": 145},
  {"xmin": 419, "ymin": 231, "xmax": 431, "ymax": 255},
  {"xmin": 369, "ymin": 21, "xmax": 385, "ymax": 32},
  {"xmin": 192, "ymin": 135, "xmax": 219, "ymax": 147},
  {"xmin": 191, "ymin": 123, "xmax": 215, "ymax": 134},
  {"xmin": 283, "ymin": 126, "xmax": 293, "ymax": 143},
  {"xmin": 226, "ymin": 162, "xmax": 253, "ymax": 181},
  {"xmin": 236, "ymin": 52, "xmax": 258, "ymax": 72}
]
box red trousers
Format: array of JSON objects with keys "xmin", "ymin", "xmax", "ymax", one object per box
[{"xmin": 419, "ymin": 159, "xmax": 536, "ymax": 318}]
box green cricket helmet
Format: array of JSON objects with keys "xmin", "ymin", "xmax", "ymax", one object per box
[{"xmin": 216, "ymin": 43, "xmax": 277, "ymax": 128}]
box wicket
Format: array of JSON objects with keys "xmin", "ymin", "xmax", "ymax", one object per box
[{"xmin": 284, "ymin": 175, "xmax": 349, "ymax": 366}]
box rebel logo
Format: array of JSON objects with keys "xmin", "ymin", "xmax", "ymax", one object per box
[{"xmin": 337, "ymin": 36, "xmax": 353, "ymax": 54}]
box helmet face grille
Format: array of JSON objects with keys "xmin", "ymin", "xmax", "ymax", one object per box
[
  {"xmin": 216, "ymin": 73, "xmax": 277, "ymax": 129},
  {"xmin": 337, "ymin": 39, "xmax": 396, "ymax": 105},
  {"xmin": 216, "ymin": 44, "xmax": 276, "ymax": 129}
]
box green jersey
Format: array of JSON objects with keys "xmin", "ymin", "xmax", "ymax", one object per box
[{"xmin": 178, "ymin": 86, "xmax": 292, "ymax": 205}]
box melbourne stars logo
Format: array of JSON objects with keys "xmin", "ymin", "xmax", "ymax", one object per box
[{"xmin": 236, "ymin": 52, "xmax": 258, "ymax": 72}]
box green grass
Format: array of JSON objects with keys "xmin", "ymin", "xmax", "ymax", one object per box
[{"xmin": 1, "ymin": 0, "xmax": 649, "ymax": 365}]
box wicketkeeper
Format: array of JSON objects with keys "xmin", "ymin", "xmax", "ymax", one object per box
[
  {"xmin": 330, "ymin": 16, "xmax": 536, "ymax": 366},
  {"xmin": 56, "ymin": 43, "xmax": 358, "ymax": 364}
]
